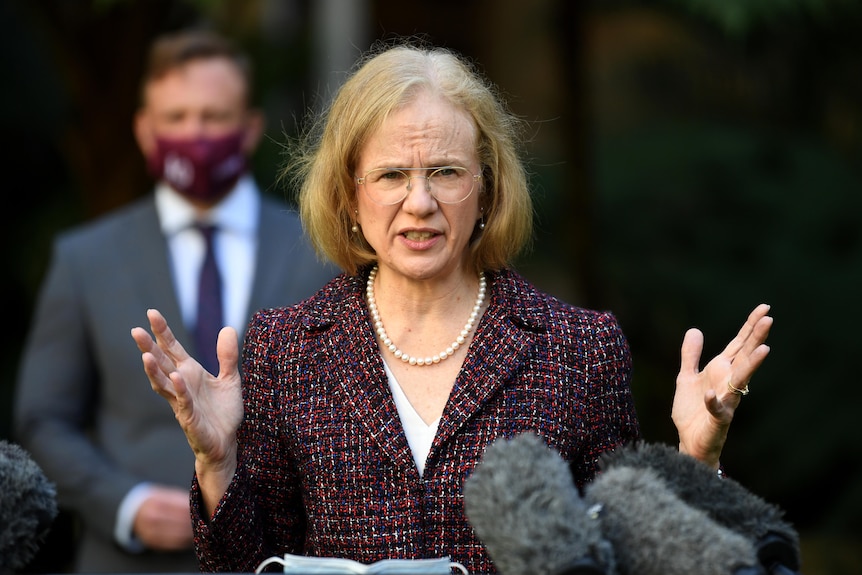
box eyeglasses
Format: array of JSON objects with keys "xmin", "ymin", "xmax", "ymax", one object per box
[{"xmin": 356, "ymin": 166, "xmax": 481, "ymax": 205}]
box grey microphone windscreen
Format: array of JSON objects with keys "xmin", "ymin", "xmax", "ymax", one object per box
[
  {"xmin": 0, "ymin": 440, "xmax": 58, "ymax": 573},
  {"xmin": 463, "ymin": 432, "xmax": 615, "ymax": 575},
  {"xmin": 599, "ymin": 442, "xmax": 800, "ymax": 572},
  {"xmin": 585, "ymin": 465, "xmax": 762, "ymax": 575}
]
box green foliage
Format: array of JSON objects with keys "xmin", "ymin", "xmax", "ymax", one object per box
[
  {"xmin": 662, "ymin": 0, "xmax": 861, "ymax": 36},
  {"xmin": 594, "ymin": 119, "xmax": 862, "ymax": 534}
]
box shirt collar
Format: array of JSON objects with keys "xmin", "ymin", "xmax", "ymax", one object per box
[{"xmin": 155, "ymin": 174, "xmax": 260, "ymax": 236}]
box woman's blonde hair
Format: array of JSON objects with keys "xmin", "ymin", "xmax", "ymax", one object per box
[{"xmin": 282, "ymin": 40, "xmax": 533, "ymax": 276}]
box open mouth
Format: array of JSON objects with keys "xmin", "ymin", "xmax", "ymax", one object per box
[{"xmin": 403, "ymin": 231, "xmax": 436, "ymax": 241}]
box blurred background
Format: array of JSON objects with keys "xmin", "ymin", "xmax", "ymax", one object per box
[{"xmin": 1, "ymin": 0, "xmax": 860, "ymax": 573}]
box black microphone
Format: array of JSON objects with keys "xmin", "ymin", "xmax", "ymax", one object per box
[
  {"xmin": 463, "ymin": 432, "xmax": 615, "ymax": 575},
  {"xmin": 0, "ymin": 440, "xmax": 58, "ymax": 573},
  {"xmin": 598, "ymin": 442, "xmax": 801, "ymax": 574},
  {"xmin": 584, "ymin": 464, "xmax": 764, "ymax": 575}
]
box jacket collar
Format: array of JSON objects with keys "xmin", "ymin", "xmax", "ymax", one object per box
[
  {"xmin": 299, "ymin": 268, "xmax": 551, "ymax": 475},
  {"xmin": 297, "ymin": 267, "xmax": 550, "ymax": 332}
]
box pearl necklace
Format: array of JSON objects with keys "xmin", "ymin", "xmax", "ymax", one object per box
[{"xmin": 366, "ymin": 265, "xmax": 486, "ymax": 366}]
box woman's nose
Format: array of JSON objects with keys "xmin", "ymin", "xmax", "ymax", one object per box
[{"xmin": 401, "ymin": 175, "xmax": 437, "ymax": 212}]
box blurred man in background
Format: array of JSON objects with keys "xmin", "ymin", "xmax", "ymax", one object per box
[{"xmin": 13, "ymin": 28, "xmax": 333, "ymax": 572}]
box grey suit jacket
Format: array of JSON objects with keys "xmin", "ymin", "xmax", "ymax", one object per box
[{"xmin": 13, "ymin": 188, "xmax": 336, "ymax": 573}]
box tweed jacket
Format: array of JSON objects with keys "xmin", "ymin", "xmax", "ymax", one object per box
[{"xmin": 191, "ymin": 267, "xmax": 641, "ymax": 574}]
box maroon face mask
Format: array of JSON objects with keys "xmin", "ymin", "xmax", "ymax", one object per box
[{"xmin": 146, "ymin": 131, "xmax": 247, "ymax": 202}]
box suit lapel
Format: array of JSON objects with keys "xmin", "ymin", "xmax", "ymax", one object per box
[
  {"xmin": 126, "ymin": 198, "xmax": 188, "ymax": 343},
  {"xmin": 247, "ymin": 200, "xmax": 298, "ymax": 322},
  {"xmin": 246, "ymin": 197, "xmax": 336, "ymax": 338}
]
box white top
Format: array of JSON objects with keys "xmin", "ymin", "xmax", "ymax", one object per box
[{"xmin": 382, "ymin": 358, "xmax": 440, "ymax": 477}]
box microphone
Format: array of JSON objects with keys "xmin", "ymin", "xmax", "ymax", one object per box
[
  {"xmin": 584, "ymin": 464, "xmax": 764, "ymax": 575},
  {"xmin": 462, "ymin": 432, "xmax": 615, "ymax": 575},
  {"xmin": 598, "ymin": 442, "xmax": 801, "ymax": 574},
  {"xmin": 0, "ymin": 440, "xmax": 58, "ymax": 573}
]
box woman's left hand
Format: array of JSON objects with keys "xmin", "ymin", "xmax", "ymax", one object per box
[{"xmin": 672, "ymin": 303, "xmax": 773, "ymax": 468}]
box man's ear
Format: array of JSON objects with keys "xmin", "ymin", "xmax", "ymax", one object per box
[{"xmin": 242, "ymin": 108, "xmax": 265, "ymax": 155}]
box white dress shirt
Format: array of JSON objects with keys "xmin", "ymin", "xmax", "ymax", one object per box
[{"xmin": 155, "ymin": 174, "xmax": 260, "ymax": 334}]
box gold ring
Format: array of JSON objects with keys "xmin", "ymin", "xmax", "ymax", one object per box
[{"xmin": 727, "ymin": 379, "xmax": 750, "ymax": 396}]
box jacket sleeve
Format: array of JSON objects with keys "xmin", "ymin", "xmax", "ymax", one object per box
[
  {"xmin": 567, "ymin": 309, "xmax": 641, "ymax": 488},
  {"xmin": 191, "ymin": 307, "xmax": 306, "ymax": 572}
]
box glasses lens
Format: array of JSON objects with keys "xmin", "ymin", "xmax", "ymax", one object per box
[
  {"xmin": 362, "ymin": 168, "xmax": 410, "ymax": 205},
  {"xmin": 359, "ymin": 167, "xmax": 477, "ymax": 205},
  {"xmin": 428, "ymin": 167, "xmax": 475, "ymax": 204}
]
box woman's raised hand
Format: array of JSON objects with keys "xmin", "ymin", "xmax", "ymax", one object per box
[
  {"xmin": 672, "ymin": 303, "xmax": 773, "ymax": 468},
  {"xmin": 131, "ymin": 309, "xmax": 243, "ymax": 493}
]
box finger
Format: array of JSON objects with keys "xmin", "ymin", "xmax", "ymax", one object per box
[
  {"xmin": 721, "ymin": 303, "xmax": 771, "ymax": 359},
  {"xmin": 133, "ymin": 323, "xmax": 182, "ymax": 401},
  {"xmin": 142, "ymin": 351, "xmax": 192, "ymax": 417},
  {"xmin": 738, "ymin": 314, "xmax": 773, "ymax": 358},
  {"xmin": 141, "ymin": 350, "xmax": 177, "ymax": 399},
  {"xmin": 730, "ymin": 341, "xmax": 772, "ymax": 389},
  {"xmin": 131, "ymin": 321, "xmax": 180, "ymax": 377},
  {"xmin": 146, "ymin": 308, "xmax": 192, "ymax": 364},
  {"xmin": 716, "ymin": 376, "xmax": 744, "ymax": 409},
  {"xmin": 131, "ymin": 325, "xmax": 156, "ymax": 354},
  {"xmin": 679, "ymin": 328, "xmax": 704, "ymax": 377},
  {"xmin": 703, "ymin": 388, "xmax": 724, "ymax": 418},
  {"xmin": 705, "ymin": 387, "xmax": 738, "ymax": 429},
  {"xmin": 727, "ymin": 313, "xmax": 773, "ymax": 387}
]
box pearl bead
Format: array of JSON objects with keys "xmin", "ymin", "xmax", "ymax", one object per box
[{"xmin": 367, "ymin": 265, "xmax": 486, "ymax": 367}]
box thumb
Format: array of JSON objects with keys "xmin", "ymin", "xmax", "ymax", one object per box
[
  {"xmin": 679, "ymin": 328, "xmax": 704, "ymax": 377},
  {"xmin": 215, "ymin": 327, "xmax": 240, "ymax": 376}
]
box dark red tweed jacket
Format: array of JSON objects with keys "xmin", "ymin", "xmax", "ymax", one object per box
[{"xmin": 190, "ymin": 267, "xmax": 641, "ymax": 574}]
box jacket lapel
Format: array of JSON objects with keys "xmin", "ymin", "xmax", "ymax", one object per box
[
  {"xmin": 435, "ymin": 269, "xmax": 548, "ymax": 448},
  {"xmin": 317, "ymin": 276, "xmax": 418, "ymax": 474}
]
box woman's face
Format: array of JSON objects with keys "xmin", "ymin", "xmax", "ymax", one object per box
[{"xmin": 354, "ymin": 90, "xmax": 482, "ymax": 282}]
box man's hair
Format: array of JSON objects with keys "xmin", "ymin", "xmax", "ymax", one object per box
[{"xmin": 139, "ymin": 28, "xmax": 254, "ymax": 104}]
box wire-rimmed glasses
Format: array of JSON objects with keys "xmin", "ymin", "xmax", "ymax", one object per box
[{"xmin": 356, "ymin": 166, "xmax": 481, "ymax": 205}]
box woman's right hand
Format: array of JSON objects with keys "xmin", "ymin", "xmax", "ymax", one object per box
[{"xmin": 131, "ymin": 308, "xmax": 242, "ymax": 510}]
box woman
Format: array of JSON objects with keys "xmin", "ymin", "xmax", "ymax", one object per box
[{"xmin": 131, "ymin": 42, "xmax": 772, "ymax": 574}]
